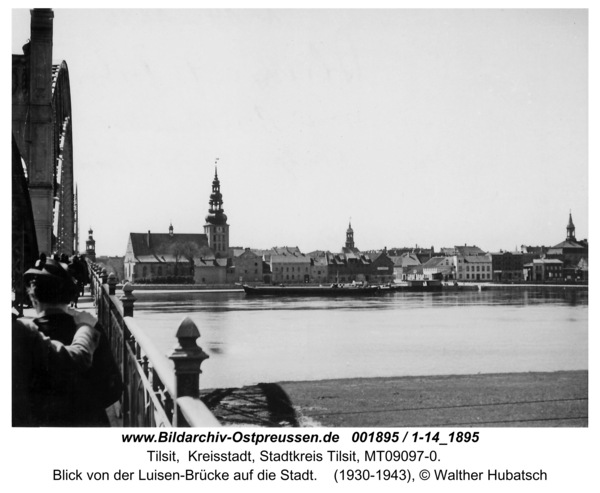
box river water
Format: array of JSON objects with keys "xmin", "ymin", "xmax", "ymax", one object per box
[{"xmin": 132, "ymin": 288, "xmax": 588, "ymax": 389}]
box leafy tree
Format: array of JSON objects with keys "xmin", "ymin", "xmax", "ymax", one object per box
[{"xmin": 170, "ymin": 241, "xmax": 199, "ymax": 276}]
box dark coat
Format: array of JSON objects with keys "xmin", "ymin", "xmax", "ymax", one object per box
[{"xmin": 28, "ymin": 311, "xmax": 111, "ymax": 427}]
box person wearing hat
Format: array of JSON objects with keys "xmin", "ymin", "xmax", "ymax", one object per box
[{"xmin": 21, "ymin": 259, "xmax": 118, "ymax": 426}]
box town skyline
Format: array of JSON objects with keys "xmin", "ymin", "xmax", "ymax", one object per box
[{"xmin": 11, "ymin": 9, "xmax": 588, "ymax": 256}]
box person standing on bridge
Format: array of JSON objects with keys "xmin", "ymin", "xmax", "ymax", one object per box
[
  {"xmin": 12, "ymin": 307, "xmax": 100, "ymax": 426},
  {"xmin": 22, "ymin": 259, "xmax": 121, "ymax": 426}
]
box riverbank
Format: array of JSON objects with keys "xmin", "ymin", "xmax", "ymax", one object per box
[
  {"xmin": 276, "ymin": 370, "xmax": 588, "ymax": 427},
  {"xmin": 115, "ymin": 284, "xmax": 243, "ymax": 292},
  {"xmin": 114, "ymin": 282, "xmax": 587, "ymax": 294}
]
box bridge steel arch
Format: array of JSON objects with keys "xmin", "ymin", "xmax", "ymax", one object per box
[
  {"xmin": 12, "ymin": 9, "xmax": 76, "ymax": 259},
  {"xmin": 52, "ymin": 60, "xmax": 76, "ymax": 256}
]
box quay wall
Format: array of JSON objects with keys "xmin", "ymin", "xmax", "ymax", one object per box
[{"xmin": 116, "ymin": 284, "xmax": 243, "ymax": 291}]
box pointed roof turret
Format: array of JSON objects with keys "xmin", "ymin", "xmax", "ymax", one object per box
[
  {"xmin": 205, "ymin": 165, "xmax": 228, "ymax": 226},
  {"xmin": 345, "ymin": 219, "xmax": 355, "ymax": 250},
  {"xmin": 566, "ymin": 211, "xmax": 576, "ymax": 241}
]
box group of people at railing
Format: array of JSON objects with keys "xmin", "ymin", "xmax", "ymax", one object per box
[{"xmin": 12, "ymin": 253, "xmax": 123, "ymax": 427}]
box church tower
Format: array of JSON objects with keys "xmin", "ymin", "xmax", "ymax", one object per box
[
  {"xmin": 566, "ymin": 212, "xmax": 576, "ymax": 241},
  {"xmin": 85, "ymin": 227, "xmax": 96, "ymax": 261},
  {"xmin": 345, "ymin": 221, "xmax": 355, "ymax": 249},
  {"xmin": 204, "ymin": 167, "xmax": 229, "ymax": 258}
]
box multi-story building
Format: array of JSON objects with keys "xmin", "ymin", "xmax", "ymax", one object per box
[
  {"xmin": 270, "ymin": 253, "xmax": 311, "ymax": 284},
  {"xmin": 231, "ymin": 248, "xmax": 263, "ymax": 284},
  {"xmin": 421, "ymin": 257, "xmax": 455, "ymax": 280},
  {"xmin": 390, "ymin": 253, "xmax": 421, "ymax": 281},
  {"xmin": 489, "ymin": 251, "xmax": 524, "ymax": 282},
  {"xmin": 366, "ymin": 251, "xmax": 395, "ymax": 284},
  {"xmin": 388, "ymin": 246, "xmax": 435, "ymax": 264},
  {"xmin": 308, "ymin": 252, "xmax": 329, "ymax": 284},
  {"xmin": 546, "ymin": 213, "xmax": 588, "ymax": 280},
  {"xmin": 194, "ymin": 257, "xmax": 230, "ymax": 284},
  {"xmin": 454, "ymin": 253, "xmax": 492, "ymax": 281},
  {"xmin": 322, "ymin": 224, "xmax": 394, "ymax": 284},
  {"xmin": 524, "ymin": 258, "xmax": 563, "ymax": 281}
]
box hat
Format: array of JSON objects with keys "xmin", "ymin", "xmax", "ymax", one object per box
[{"xmin": 24, "ymin": 258, "xmax": 75, "ymax": 285}]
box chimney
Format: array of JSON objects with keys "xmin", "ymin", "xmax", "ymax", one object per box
[{"xmin": 147, "ymin": 230, "xmax": 151, "ymax": 248}]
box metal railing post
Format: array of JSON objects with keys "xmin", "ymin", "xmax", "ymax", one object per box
[
  {"xmin": 169, "ymin": 317, "xmax": 209, "ymax": 426},
  {"xmin": 119, "ymin": 282, "xmax": 136, "ymax": 318},
  {"xmin": 108, "ymin": 272, "xmax": 117, "ymax": 296},
  {"xmin": 118, "ymin": 282, "xmax": 136, "ymax": 426}
]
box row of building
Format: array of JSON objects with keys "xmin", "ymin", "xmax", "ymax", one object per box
[
  {"xmin": 85, "ymin": 171, "xmax": 588, "ymax": 285},
  {"xmin": 391, "ymin": 214, "xmax": 588, "ymax": 282}
]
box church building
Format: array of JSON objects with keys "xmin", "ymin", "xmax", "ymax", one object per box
[
  {"xmin": 546, "ymin": 212, "xmax": 588, "ymax": 280},
  {"xmin": 124, "ymin": 167, "xmax": 231, "ymax": 282}
]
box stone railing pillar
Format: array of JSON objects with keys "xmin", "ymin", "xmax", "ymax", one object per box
[
  {"xmin": 108, "ymin": 272, "xmax": 117, "ymax": 295},
  {"xmin": 169, "ymin": 317, "xmax": 209, "ymax": 426},
  {"xmin": 100, "ymin": 268, "xmax": 108, "ymax": 285},
  {"xmin": 119, "ymin": 282, "xmax": 136, "ymax": 317}
]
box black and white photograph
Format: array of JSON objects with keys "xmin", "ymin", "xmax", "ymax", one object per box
[{"xmin": 10, "ymin": 1, "xmax": 590, "ymax": 442}]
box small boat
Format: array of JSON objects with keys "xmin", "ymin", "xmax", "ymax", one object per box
[{"xmin": 242, "ymin": 284, "xmax": 382, "ymax": 296}]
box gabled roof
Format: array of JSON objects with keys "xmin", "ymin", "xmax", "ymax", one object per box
[
  {"xmin": 129, "ymin": 232, "xmax": 210, "ymax": 262},
  {"xmin": 342, "ymin": 246, "xmax": 361, "ymax": 256},
  {"xmin": 370, "ymin": 252, "xmax": 394, "ymax": 265},
  {"xmin": 549, "ymin": 240, "xmax": 586, "ymax": 250},
  {"xmin": 233, "ymin": 248, "xmax": 260, "ymax": 259},
  {"xmin": 272, "ymin": 246, "xmax": 302, "ymax": 255},
  {"xmin": 270, "ymin": 254, "xmax": 310, "ymax": 264},
  {"xmin": 440, "ymin": 247, "xmax": 456, "ymax": 256},
  {"xmin": 422, "ymin": 257, "xmax": 449, "ymax": 268},
  {"xmin": 311, "ymin": 256, "xmax": 328, "ymax": 267},
  {"xmin": 455, "ymin": 245, "xmax": 485, "ymax": 256},
  {"xmin": 463, "ymin": 254, "xmax": 491, "ymax": 263},
  {"xmin": 520, "ymin": 245, "xmax": 549, "ymax": 255},
  {"xmin": 391, "ymin": 253, "xmax": 421, "ymax": 267}
]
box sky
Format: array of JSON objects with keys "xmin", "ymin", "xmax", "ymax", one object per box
[{"xmin": 11, "ymin": 8, "xmax": 589, "ymax": 256}]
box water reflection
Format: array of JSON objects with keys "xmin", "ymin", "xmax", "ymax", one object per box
[
  {"xmin": 133, "ymin": 288, "xmax": 588, "ymax": 313},
  {"xmin": 133, "ymin": 288, "xmax": 587, "ymax": 389}
]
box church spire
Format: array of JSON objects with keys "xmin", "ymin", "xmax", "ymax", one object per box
[
  {"xmin": 204, "ymin": 162, "xmax": 230, "ymax": 258},
  {"xmin": 566, "ymin": 211, "xmax": 576, "ymax": 241},
  {"xmin": 206, "ymin": 166, "xmax": 226, "ymax": 221},
  {"xmin": 345, "ymin": 220, "xmax": 355, "ymax": 249}
]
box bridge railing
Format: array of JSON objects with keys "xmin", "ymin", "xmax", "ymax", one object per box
[{"xmin": 87, "ymin": 260, "xmax": 220, "ymax": 427}]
